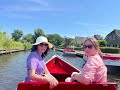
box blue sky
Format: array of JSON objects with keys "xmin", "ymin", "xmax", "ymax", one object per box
[{"xmin": 0, "ymin": 0, "xmax": 120, "ymax": 38}]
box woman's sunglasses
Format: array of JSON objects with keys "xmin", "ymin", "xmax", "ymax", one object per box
[
  {"xmin": 39, "ymin": 43, "xmax": 48, "ymax": 47},
  {"xmin": 83, "ymin": 44, "xmax": 94, "ymax": 49}
]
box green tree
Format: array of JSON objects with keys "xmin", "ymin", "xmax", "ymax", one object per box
[
  {"xmin": 63, "ymin": 37, "xmax": 74, "ymax": 48},
  {"xmin": 98, "ymin": 40, "xmax": 107, "ymax": 47},
  {"xmin": 22, "ymin": 34, "xmax": 33, "ymax": 43},
  {"xmin": 33, "ymin": 28, "xmax": 45, "ymax": 42},
  {"xmin": 11, "ymin": 30, "xmax": 23, "ymax": 41},
  {"xmin": 46, "ymin": 34, "xmax": 64, "ymax": 46},
  {"xmin": 69, "ymin": 38, "xmax": 75, "ymax": 45}
]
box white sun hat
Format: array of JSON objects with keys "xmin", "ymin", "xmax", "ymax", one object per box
[{"xmin": 33, "ymin": 36, "xmax": 53, "ymax": 48}]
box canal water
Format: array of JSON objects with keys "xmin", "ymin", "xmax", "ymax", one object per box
[{"xmin": 0, "ymin": 50, "xmax": 119, "ymax": 90}]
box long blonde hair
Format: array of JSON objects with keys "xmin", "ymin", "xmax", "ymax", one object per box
[{"xmin": 83, "ymin": 37, "xmax": 103, "ymax": 57}]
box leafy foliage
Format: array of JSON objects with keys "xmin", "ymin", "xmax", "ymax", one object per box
[
  {"xmin": 11, "ymin": 30, "xmax": 23, "ymax": 41},
  {"xmin": 98, "ymin": 40, "xmax": 107, "ymax": 47},
  {"xmin": 101, "ymin": 47, "xmax": 120, "ymax": 53},
  {"xmin": 22, "ymin": 34, "xmax": 33, "ymax": 43},
  {"xmin": 46, "ymin": 34, "xmax": 64, "ymax": 46},
  {"xmin": 64, "ymin": 37, "xmax": 75, "ymax": 48},
  {"xmin": 33, "ymin": 28, "xmax": 45, "ymax": 42},
  {"xmin": 0, "ymin": 31, "xmax": 31, "ymax": 50}
]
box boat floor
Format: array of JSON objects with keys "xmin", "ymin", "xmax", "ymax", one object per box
[{"xmin": 48, "ymin": 64, "xmax": 68, "ymax": 74}]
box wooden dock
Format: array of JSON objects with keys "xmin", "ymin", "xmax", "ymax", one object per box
[
  {"xmin": 75, "ymin": 51, "xmax": 85, "ymax": 57},
  {"xmin": 55, "ymin": 48, "xmax": 85, "ymax": 57},
  {"xmin": 0, "ymin": 49, "xmax": 24, "ymax": 55},
  {"xmin": 55, "ymin": 48, "xmax": 120, "ymax": 58}
]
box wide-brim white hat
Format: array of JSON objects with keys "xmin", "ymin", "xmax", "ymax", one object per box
[{"xmin": 32, "ymin": 36, "xmax": 53, "ymax": 48}]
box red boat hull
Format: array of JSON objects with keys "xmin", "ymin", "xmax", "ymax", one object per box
[
  {"xmin": 17, "ymin": 55, "xmax": 118, "ymax": 90},
  {"xmin": 63, "ymin": 48, "xmax": 76, "ymax": 56},
  {"xmin": 103, "ymin": 54, "xmax": 120, "ymax": 60},
  {"xmin": 17, "ymin": 82, "xmax": 117, "ymax": 90}
]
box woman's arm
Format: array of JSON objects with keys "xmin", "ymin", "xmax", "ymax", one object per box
[
  {"xmin": 44, "ymin": 66, "xmax": 50, "ymax": 74},
  {"xmin": 71, "ymin": 57, "xmax": 98, "ymax": 85},
  {"xmin": 29, "ymin": 68, "xmax": 58, "ymax": 89},
  {"xmin": 72, "ymin": 73, "xmax": 91, "ymax": 85},
  {"xmin": 29, "ymin": 69, "xmax": 47, "ymax": 81}
]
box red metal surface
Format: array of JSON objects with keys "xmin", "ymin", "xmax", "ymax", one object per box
[
  {"xmin": 63, "ymin": 48, "xmax": 75, "ymax": 52},
  {"xmin": 103, "ymin": 54, "xmax": 120, "ymax": 60},
  {"xmin": 46, "ymin": 56, "xmax": 79, "ymax": 74},
  {"xmin": 17, "ymin": 55, "xmax": 118, "ymax": 90},
  {"xmin": 17, "ymin": 81, "xmax": 117, "ymax": 90}
]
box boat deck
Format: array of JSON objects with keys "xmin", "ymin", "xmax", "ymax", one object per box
[{"xmin": 48, "ymin": 64, "xmax": 68, "ymax": 74}]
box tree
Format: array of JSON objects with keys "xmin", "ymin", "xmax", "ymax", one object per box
[
  {"xmin": 98, "ymin": 40, "xmax": 107, "ymax": 47},
  {"xmin": 33, "ymin": 28, "xmax": 45, "ymax": 42},
  {"xmin": 69, "ymin": 38, "xmax": 75, "ymax": 46},
  {"xmin": 22, "ymin": 34, "xmax": 34, "ymax": 43},
  {"xmin": 46, "ymin": 34, "xmax": 64, "ymax": 47},
  {"xmin": 63, "ymin": 37, "xmax": 75, "ymax": 48},
  {"xmin": 11, "ymin": 30, "xmax": 23, "ymax": 41}
]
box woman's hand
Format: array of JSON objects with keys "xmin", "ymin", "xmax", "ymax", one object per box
[
  {"xmin": 71, "ymin": 72, "xmax": 80, "ymax": 81},
  {"xmin": 45, "ymin": 74, "xmax": 58, "ymax": 89}
]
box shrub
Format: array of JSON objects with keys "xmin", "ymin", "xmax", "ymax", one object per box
[{"xmin": 100, "ymin": 47, "xmax": 120, "ymax": 53}]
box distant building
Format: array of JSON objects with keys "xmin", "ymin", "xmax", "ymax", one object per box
[
  {"xmin": 94, "ymin": 35, "xmax": 103, "ymax": 40},
  {"xmin": 75, "ymin": 36, "xmax": 87, "ymax": 45},
  {"xmin": 105, "ymin": 29, "xmax": 120, "ymax": 48}
]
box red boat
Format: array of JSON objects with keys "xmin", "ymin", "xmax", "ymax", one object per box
[
  {"xmin": 102, "ymin": 54, "xmax": 120, "ymax": 60},
  {"xmin": 64, "ymin": 48, "xmax": 75, "ymax": 52},
  {"xmin": 17, "ymin": 55, "xmax": 118, "ymax": 90},
  {"xmin": 63, "ymin": 48, "xmax": 76, "ymax": 56},
  {"xmin": 102, "ymin": 54, "xmax": 120, "ymax": 76}
]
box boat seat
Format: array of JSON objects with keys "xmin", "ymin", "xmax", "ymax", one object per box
[{"xmin": 51, "ymin": 73, "xmax": 71, "ymax": 82}]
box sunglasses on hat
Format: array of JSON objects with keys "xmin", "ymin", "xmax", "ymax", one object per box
[{"xmin": 83, "ymin": 44, "xmax": 94, "ymax": 49}]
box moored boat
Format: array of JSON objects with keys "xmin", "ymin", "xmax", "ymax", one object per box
[
  {"xmin": 17, "ymin": 55, "xmax": 118, "ymax": 90},
  {"xmin": 63, "ymin": 48, "xmax": 76, "ymax": 56},
  {"xmin": 104, "ymin": 59, "xmax": 120, "ymax": 76},
  {"xmin": 102, "ymin": 54, "xmax": 120, "ymax": 75},
  {"xmin": 102, "ymin": 54, "xmax": 120, "ymax": 60}
]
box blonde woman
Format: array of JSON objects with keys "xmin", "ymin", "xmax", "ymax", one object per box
[{"xmin": 71, "ymin": 37, "xmax": 107, "ymax": 85}]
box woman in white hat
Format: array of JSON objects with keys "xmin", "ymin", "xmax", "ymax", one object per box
[{"xmin": 25, "ymin": 36, "xmax": 58, "ymax": 89}]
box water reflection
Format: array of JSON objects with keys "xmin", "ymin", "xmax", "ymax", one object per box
[
  {"xmin": 0, "ymin": 50, "xmax": 119, "ymax": 90},
  {"xmin": 0, "ymin": 51, "xmax": 30, "ymax": 90}
]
